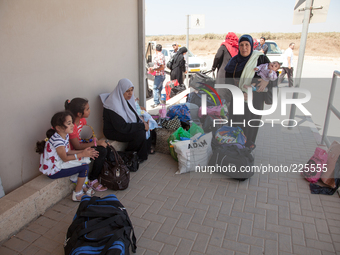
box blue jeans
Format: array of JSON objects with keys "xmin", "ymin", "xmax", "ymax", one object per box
[{"xmin": 153, "ymin": 75, "xmax": 165, "ymax": 105}]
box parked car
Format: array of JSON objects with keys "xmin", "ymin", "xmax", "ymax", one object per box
[
  {"xmin": 264, "ymin": 40, "xmax": 284, "ymax": 66},
  {"xmin": 161, "ymin": 47, "xmax": 208, "ymax": 74}
]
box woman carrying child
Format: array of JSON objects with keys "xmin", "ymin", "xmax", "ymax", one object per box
[
  {"xmin": 65, "ymin": 98, "xmax": 108, "ymax": 192},
  {"xmin": 36, "ymin": 111, "xmax": 98, "ymax": 201}
]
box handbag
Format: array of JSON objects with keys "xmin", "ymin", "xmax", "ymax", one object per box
[
  {"xmin": 98, "ymin": 143, "xmax": 130, "ymax": 191},
  {"xmin": 117, "ymin": 151, "xmax": 139, "ymax": 172},
  {"xmin": 161, "ymin": 116, "xmax": 182, "ymax": 130}
]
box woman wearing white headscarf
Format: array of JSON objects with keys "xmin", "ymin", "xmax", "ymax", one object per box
[{"xmin": 103, "ymin": 79, "xmax": 151, "ymax": 162}]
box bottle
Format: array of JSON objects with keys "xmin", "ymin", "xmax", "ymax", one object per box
[
  {"xmin": 160, "ymin": 87, "xmax": 166, "ymax": 103},
  {"xmin": 252, "ymin": 85, "xmax": 268, "ymax": 92},
  {"xmin": 160, "ymin": 87, "xmax": 167, "ymax": 118}
]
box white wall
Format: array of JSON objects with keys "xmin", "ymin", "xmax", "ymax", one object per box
[{"xmin": 0, "ymin": 0, "xmax": 141, "ymax": 193}]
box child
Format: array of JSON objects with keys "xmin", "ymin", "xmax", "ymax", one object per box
[
  {"xmin": 65, "ymin": 98, "xmax": 108, "ymax": 192},
  {"xmin": 36, "ymin": 111, "xmax": 99, "ymax": 201},
  {"xmin": 254, "ymin": 61, "xmax": 280, "ymax": 82}
]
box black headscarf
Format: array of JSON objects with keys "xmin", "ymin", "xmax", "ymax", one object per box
[
  {"xmin": 177, "ymin": 47, "xmax": 188, "ymax": 55},
  {"xmin": 172, "ymin": 47, "xmax": 188, "ymax": 68},
  {"xmin": 225, "ymin": 34, "xmax": 254, "ymax": 73}
]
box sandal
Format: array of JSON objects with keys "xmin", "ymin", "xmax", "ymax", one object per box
[
  {"xmin": 88, "ymin": 179, "xmax": 108, "ymax": 192},
  {"xmin": 72, "ymin": 190, "xmax": 85, "ymax": 202},
  {"xmin": 83, "ymin": 184, "xmax": 95, "ymax": 196},
  {"xmin": 149, "ymin": 148, "xmax": 156, "ymax": 155}
]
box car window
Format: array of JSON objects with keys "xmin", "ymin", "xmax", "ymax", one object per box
[
  {"xmin": 162, "ymin": 49, "xmax": 168, "ymax": 56},
  {"xmin": 266, "ymin": 42, "xmax": 282, "ymax": 54}
]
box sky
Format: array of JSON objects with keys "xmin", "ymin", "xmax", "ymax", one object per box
[{"xmin": 145, "ymin": 0, "xmax": 340, "ymax": 35}]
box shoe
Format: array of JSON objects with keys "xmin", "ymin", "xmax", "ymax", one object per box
[
  {"xmin": 151, "ymin": 104, "xmax": 160, "ymax": 108},
  {"xmin": 138, "ymin": 159, "xmax": 145, "ymax": 164},
  {"xmin": 83, "ymin": 184, "xmax": 95, "ymax": 196},
  {"xmin": 88, "ymin": 179, "xmax": 108, "ymax": 192},
  {"xmin": 149, "ymin": 148, "xmax": 156, "ymax": 155},
  {"xmin": 72, "ymin": 190, "xmax": 85, "ymax": 202}
]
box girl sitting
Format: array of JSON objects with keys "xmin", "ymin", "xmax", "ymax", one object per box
[
  {"xmin": 65, "ymin": 98, "xmax": 108, "ymax": 192},
  {"xmin": 36, "ymin": 111, "xmax": 99, "ymax": 201}
]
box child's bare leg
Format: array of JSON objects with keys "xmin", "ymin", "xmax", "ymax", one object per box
[{"xmin": 75, "ymin": 177, "xmax": 86, "ymax": 193}]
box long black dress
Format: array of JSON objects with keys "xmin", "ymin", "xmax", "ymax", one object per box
[
  {"xmin": 170, "ymin": 54, "xmax": 186, "ymax": 85},
  {"xmin": 103, "ymin": 103, "xmax": 149, "ymax": 160},
  {"xmin": 225, "ymin": 54, "xmax": 271, "ymax": 146}
]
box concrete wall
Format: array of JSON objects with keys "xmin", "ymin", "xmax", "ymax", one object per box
[{"xmin": 0, "ymin": 0, "xmax": 142, "ymax": 193}]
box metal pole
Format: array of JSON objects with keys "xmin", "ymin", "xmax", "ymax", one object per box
[
  {"xmin": 288, "ymin": 0, "xmax": 313, "ymax": 129},
  {"xmin": 186, "ymin": 15, "xmax": 189, "ymax": 88},
  {"xmin": 321, "ymin": 71, "xmax": 340, "ymax": 147}
]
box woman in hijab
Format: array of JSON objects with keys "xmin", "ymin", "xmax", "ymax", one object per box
[
  {"xmin": 224, "ymin": 34, "xmax": 272, "ymax": 146},
  {"xmin": 103, "ymin": 79, "xmax": 152, "ymax": 162},
  {"xmin": 212, "ymin": 32, "xmax": 239, "ymax": 105},
  {"xmin": 170, "ymin": 47, "xmax": 188, "ymax": 85}
]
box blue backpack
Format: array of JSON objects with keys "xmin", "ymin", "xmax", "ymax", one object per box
[{"xmin": 64, "ymin": 194, "xmax": 137, "ymax": 255}]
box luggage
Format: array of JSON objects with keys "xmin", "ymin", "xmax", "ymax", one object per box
[
  {"xmin": 166, "ymin": 104, "xmax": 191, "ymax": 123},
  {"xmin": 209, "ymin": 139, "xmax": 255, "ymax": 181},
  {"xmin": 214, "ymin": 126, "xmax": 247, "ymax": 146},
  {"xmin": 165, "ymin": 80, "xmax": 179, "ymax": 100},
  {"xmin": 117, "ymin": 151, "xmax": 139, "ymax": 172},
  {"xmin": 155, "ymin": 128, "xmax": 176, "ymax": 155},
  {"xmin": 99, "ymin": 144, "xmax": 130, "ymax": 191},
  {"xmin": 64, "ymin": 194, "xmax": 137, "ymax": 255},
  {"xmin": 172, "ymin": 132, "xmax": 213, "ymax": 174},
  {"xmin": 321, "ymin": 141, "xmax": 340, "ymax": 188},
  {"xmin": 301, "ymin": 147, "xmax": 328, "ymax": 183},
  {"xmin": 189, "ymin": 71, "xmax": 215, "ymax": 90},
  {"xmin": 186, "ymin": 90, "xmax": 221, "ymax": 108}
]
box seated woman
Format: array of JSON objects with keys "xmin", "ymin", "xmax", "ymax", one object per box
[{"xmin": 102, "ymin": 78, "xmax": 153, "ymax": 163}]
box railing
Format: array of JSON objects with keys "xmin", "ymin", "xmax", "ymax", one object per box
[{"xmin": 321, "ymin": 70, "xmax": 340, "ymax": 147}]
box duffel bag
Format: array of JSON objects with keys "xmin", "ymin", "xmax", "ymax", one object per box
[
  {"xmin": 64, "ymin": 194, "xmax": 137, "ymax": 255},
  {"xmin": 209, "ymin": 143, "xmax": 255, "ymax": 181},
  {"xmin": 189, "ymin": 71, "xmax": 215, "ymax": 90},
  {"xmin": 186, "ymin": 90, "xmax": 221, "ymax": 108}
]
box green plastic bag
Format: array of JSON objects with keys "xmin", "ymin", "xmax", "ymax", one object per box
[{"xmin": 168, "ymin": 123, "xmax": 204, "ymax": 161}]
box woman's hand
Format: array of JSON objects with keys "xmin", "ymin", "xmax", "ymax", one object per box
[
  {"xmin": 97, "ymin": 139, "xmax": 107, "ymax": 148},
  {"xmin": 256, "ymin": 78, "xmax": 269, "ymax": 92},
  {"xmin": 140, "ymin": 106, "xmax": 146, "ymax": 111},
  {"xmin": 83, "ymin": 147, "xmax": 99, "ymax": 159},
  {"xmin": 144, "ymin": 120, "xmax": 150, "ymax": 131}
]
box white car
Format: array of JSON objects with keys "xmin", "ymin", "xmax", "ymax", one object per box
[
  {"xmin": 264, "ymin": 40, "xmax": 284, "ymax": 65},
  {"xmin": 161, "ymin": 47, "xmax": 208, "ymax": 74}
]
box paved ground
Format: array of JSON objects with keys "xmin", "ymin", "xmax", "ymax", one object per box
[{"xmin": 1, "ymin": 116, "xmax": 340, "ymax": 254}]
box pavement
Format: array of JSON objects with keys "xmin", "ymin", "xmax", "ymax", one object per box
[{"xmin": 1, "ymin": 84, "xmax": 340, "ymax": 255}]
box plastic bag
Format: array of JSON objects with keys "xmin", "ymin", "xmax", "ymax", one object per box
[
  {"xmin": 167, "ymin": 104, "xmax": 190, "ymax": 123},
  {"xmin": 214, "ymin": 126, "xmax": 246, "ymax": 145},
  {"xmin": 168, "ymin": 123, "xmax": 205, "ymax": 161}
]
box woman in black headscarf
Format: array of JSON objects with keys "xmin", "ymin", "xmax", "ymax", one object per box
[
  {"xmin": 170, "ymin": 47, "xmax": 187, "ymax": 85},
  {"xmin": 225, "ymin": 34, "xmax": 272, "ymax": 146}
]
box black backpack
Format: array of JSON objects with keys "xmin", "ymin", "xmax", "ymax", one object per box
[{"xmin": 64, "ymin": 195, "xmax": 137, "ymax": 255}]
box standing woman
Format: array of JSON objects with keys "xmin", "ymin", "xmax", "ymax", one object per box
[
  {"xmin": 212, "ymin": 32, "xmax": 239, "ymax": 104},
  {"xmin": 225, "ymin": 34, "xmax": 271, "ymax": 146},
  {"xmin": 170, "ymin": 47, "xmax": 187, "ymax": 85},
  {"xmin": 103, "ymin": 79, "xmax": 151, "ymax": 163}
]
